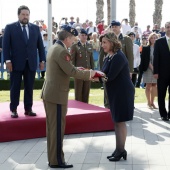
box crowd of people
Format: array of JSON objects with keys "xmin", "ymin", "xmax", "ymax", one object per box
[{"xmin": 1, "ymin": 5, "xmax": 170, "ymax": 168}]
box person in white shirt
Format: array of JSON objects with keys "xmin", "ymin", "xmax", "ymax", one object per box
[
  {"xmin": 121, "ymin": 18, "xmax": 131, "ymax": 35},
  {"xmin": 72, "ymin": 17, "xmax": 82, "ymax": 29},
  {"xmin": 131, "ymin": 22, "xmax": 142, "ymax": 38},
  {"xmin": 86, "ymin": 21, "xmax": 97, "ymax": 34},
  {"xmin": 128, "ymin": 32, "xmax": 141, "ymax": 86}
]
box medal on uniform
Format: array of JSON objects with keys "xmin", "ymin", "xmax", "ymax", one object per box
[{"xmin": 79, "ymin": 52, "xmax": 82, "ymax": 58}]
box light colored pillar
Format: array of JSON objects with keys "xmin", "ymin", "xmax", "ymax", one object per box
[
  {"xmin": 110, "ymin": 0, "xmax": 116, "ymax": 22},
  {"xmin": 47, "ymin": 0, "xmax": 52, "ymax": 49}
]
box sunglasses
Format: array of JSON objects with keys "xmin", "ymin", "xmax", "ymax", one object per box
[{"xmin": 43, "ymin": 34, "xmax": 47, "ymax": 36}]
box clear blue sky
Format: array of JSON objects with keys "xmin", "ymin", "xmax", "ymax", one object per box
[{"xmin": 0, "ymin": 0, "xmax": 170, "ymax": 31}]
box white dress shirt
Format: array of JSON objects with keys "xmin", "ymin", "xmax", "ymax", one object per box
[
  {"xmin": 121, "ymin": 24, "xmax": 131, "ymax": 35},
  {"xmin": 20, "ymin": 23, "xmax": 29, "ymax": 39},
  {"xmin": 133, "ymin": 43, "xmax": 141, "ymax": 68}
]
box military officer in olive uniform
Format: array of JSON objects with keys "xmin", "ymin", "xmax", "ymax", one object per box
[
  {"xmin": 111, "ymin": 20, "xmax": 133, "ymax": 72},
  {"xmin": 71, "ymin": 29, "xmax": 94, "ymax": 103},
  {"xmin": 99, "ymin": 20, "xmax": 134, "ymax": 108},
  {"xmin": 41, "ymin": 25, "xmax": 98, "ymax": 169}
]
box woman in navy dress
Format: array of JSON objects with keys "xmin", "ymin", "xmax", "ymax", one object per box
[{"xmin": 100, "ymin": 32, "xmax": 134, "ymax": 161}]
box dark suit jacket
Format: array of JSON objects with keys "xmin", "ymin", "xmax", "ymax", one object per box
[
  {"xmin": 0, "ymin": 36, "xmax": 2, "ymax": 60},
  {"xmin": 102, "ymin": 50, "xmax": 134, "ymax": 122},
  {"xmin": 0, "ymin": 36, "xmax": 2, "ymax": 49},
  {"xmin": 153, "ymin": 36, "xmax": 170, "ymax": 79},
  {"xmin": 140, "ymin": 45, "xmax": 150, "ymax": 72},
  {"xmin": 3, "ymin": 21, "xmax": 45, "ymax": 71}
]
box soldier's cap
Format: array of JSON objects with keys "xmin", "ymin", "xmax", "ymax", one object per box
[
  {"xmin": 127, "ymin": 31, "xmax": 135, "ymax": 37},
  {"xmin": 61, "ymin": 25, "xmax": 78, "ymax": 36},
  {"xmin": 111, "ymin": 20, "xmax": 121, "ymax": 26},
  {"xmin": 80, "ymin": 29, "xmax": 87, "ymax": 35}
]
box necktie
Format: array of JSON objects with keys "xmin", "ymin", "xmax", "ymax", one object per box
[
  {"xmin": 168, "ymin": 39, "xmax": 170, "ymax": 50},
  {"xmin": 22, "ymin": 25, "xmax": 28, "ymax": 44}
]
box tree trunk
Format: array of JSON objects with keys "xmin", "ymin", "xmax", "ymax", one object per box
[
  {"xmin": 129, "ymin": 0, "xmax": 136, "ymax": 27},
  {"xmin": 107, "ymin": 0, "xmax": 111, "ymax": 25},
  {"xmin": 96, "ymin": 0, "xmax": 104, "ymax": 25},
  {"xmin": 153, "ymin": 0, "xmax": 163, "ymax": 28}
]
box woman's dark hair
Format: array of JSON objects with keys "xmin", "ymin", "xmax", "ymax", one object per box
[
  {"xmin": 100, "ymin": 32, "xmax": 122, "ymax": 53},
  {"xmin": 18, "ymin": 5, "xmax": 30, "ymax": 15}
]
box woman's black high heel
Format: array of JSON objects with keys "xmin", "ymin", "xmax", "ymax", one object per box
[
  {"xmin": 109, "ymin": 150, "xmax": 127, "ymax": 161},
  {"xmin": 107, "ymin": 150, "xmax": 117, "ymax": 159}
]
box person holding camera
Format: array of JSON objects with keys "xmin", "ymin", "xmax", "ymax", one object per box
[
  {"xmin": 121, "ymin": 18, "xmax": 131, "ymax": 35},
  {"xmin": 59, "ymin": 17, "xmax": 69, "ymax": 29}
]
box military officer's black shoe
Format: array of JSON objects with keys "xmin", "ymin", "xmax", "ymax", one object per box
[
  {"xmin": 161, "ymin": 117, "xmax": 169, "ymax": 121},
  {"xmin": 11, "ymin": 110, "xmax": 18, "ymax": 118},
  {"xmin": 24, "ymin": 110, "xmax": 36, "ymax": 116},
  {"xmin": 48, "ymin": 162, "xmax": 73, "ymax": 168},
  {"xmin": 168, "ymin": 114, "xmax": 170, "ymax": 120}
]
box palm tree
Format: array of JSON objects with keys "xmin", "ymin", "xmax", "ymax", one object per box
[
  {"xmin": 107, "ymin": 0, "xmax": 111, "ymax": 25},
  {"xmin": 153, "ymin": 0, "xmax": 163, "ymax": 28},
  {"xmin": 96, "ymin": 0, "xmax": 104, "ymax": 24},
  {"xmin": 129, "ymin": 0, "xmax": 136, "ymax": 27}
]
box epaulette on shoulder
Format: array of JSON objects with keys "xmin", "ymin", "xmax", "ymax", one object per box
[{"xmin": 77, "ymin": 41, "xmax": 81, "ymax": 47}]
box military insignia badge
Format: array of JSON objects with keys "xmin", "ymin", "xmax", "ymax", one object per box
[
  {"xmin": 70, "ymin": 49, "xmax": 74, "ymax": 54},
  {"xmin": 65, "ymin": 55, "xmax": 70, "ymax": 61}
]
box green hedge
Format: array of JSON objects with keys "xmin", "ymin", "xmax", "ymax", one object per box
[{"xmin": 0, "ymin": 78, "xmax": 102, "ymax": 90}]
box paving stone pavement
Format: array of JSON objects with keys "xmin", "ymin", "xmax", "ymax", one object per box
[{"xmin": 0, "ymin": 103, "xmax": 170, "ymax": 170}]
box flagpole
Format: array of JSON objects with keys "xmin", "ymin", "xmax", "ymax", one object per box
[
  {"xmin": 111, "ymin": 0, "xmax": 116, "ymax": 21},
  {"xmin": 47, "ymin": 0, "xmax": 52, "ymax": 49}
]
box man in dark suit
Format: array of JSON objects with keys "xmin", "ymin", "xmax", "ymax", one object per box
[
  {"xmin": 153, "ymin": 21, "xmax": 170, "ymax": 121},
  {"xmin": 3, "ymin": 5, "xmax": 45, "ymax": 118},
  {"xmin": 0, "ymin": 29, "xmax": 4, "ymax": 63}
]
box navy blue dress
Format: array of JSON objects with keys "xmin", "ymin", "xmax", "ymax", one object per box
[{"xmin": 102, "ymin": 50, "xmax": 134, "ymax": 122}]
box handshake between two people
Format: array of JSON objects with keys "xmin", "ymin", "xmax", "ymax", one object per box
[{"xmin": 77, "ymin": 67, "xmax": 105, "ymax": 82}]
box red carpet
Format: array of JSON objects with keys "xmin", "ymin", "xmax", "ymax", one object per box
[{"xmin": 0, "ymin": 100, "xmax": 114, "ymax": 142}]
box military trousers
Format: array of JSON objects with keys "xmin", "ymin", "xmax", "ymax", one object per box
[
  {"xmin": 43, "ymin": 100, "xmax": 67, "ymax": 165},
  {"xmin": 74, "ymin": 79, "xmax": 91, "ymax": 103}
]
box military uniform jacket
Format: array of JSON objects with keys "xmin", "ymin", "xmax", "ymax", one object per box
[
  {"xmin": 70, "ymin": 41, "xmax": 94, "ymax": 70},
  {"xmin": 41, "ymin": 41, "xmax": 90, "ymax": 105},
  {"xmin": 118, "ymin": 33, "xmax": 134, "ymax": 73},
  {"xmin": 98, "ymin": 47, "xmax": 107, "ymax": 70}
]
